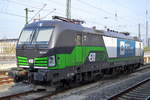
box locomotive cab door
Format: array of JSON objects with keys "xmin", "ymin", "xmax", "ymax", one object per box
[{"xmin": 75, "ymin": 33, "xmax": 86, "ymax": 71}]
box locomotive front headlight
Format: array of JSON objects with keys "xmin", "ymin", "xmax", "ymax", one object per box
[
  {"xmin": 28, "ymin": 59, "xmax": 34, "ymax": 64},
  {"xmin": 49, "ymin": 56, "xmax": 55, "ymax": 66}
]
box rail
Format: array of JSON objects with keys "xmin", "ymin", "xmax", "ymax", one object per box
[{"xmin": 108, "ymin": 78, "xmax": 150, "ymax": 100}]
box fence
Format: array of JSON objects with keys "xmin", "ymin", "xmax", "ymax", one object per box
[{"xmin": 0, "ymin": 39, "xmax": 18, "ymax": 60}]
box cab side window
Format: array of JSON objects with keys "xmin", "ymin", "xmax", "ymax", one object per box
[{"xmin": 75, "ymin": 34, "xmax": 82, "ymax": 45}]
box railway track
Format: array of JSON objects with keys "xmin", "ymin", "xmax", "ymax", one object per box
[
  {"xmin": 0, "ymin": 90, "xmax": 38, "ymax": 100},
  {"xmin": 0, "ymin": 75, "xmax": 14, "ymax": 85},
  {"xmin": 0, "ymin": 70, "xmax": 13, "ymax": 85},
  {"xmin": 0, "ymin": 64, "xmax": 150, "ymax": 100},
  {"xmin": 0, "ymin": 86, "xmax": 73, "ymax": 100},
  {"xmin": 0, "ymin": 71, "xmax": 8, "ymax": 76},
  {"xmin": 0, "ymin": 82, "xmax": 96, "ymax": 100},
  {"xmin": 108, "ymin": 77, "xmax": 150, "ymax": 100},
  {"xmin": 0, "ymin": 70, "xmax": 14, "ymax": 85}
]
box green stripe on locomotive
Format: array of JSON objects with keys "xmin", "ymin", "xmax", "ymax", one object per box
[
  {"xmin": 49, "ymin": 46, "xmax": 142, "ymax": 70},
  {"xmin": 17, "ymin": 56, "xmax": 48, "ymax": 66},
  {"xmin": 49, "ymin": 46, "xmax": 107, "ymax": 69}
]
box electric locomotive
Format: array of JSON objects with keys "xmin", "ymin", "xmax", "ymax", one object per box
[{"xmin": 11, "ymin": 16, "xmax": 144, "ymax": 87}]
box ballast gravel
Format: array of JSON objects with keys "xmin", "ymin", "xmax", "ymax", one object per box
[{"xmin": 49, "ymin": 67, "xmax": 150, "ymax": 100}]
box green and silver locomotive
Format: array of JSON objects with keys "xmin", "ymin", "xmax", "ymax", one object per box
[{"xmin": 12, "ymin": 16, "xmax": 144, "ymax": 86}]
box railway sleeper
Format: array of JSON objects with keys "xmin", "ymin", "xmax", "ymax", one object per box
[{"xmin": 122, "ymin": 94, "xmax": 148, "ymax": 100}]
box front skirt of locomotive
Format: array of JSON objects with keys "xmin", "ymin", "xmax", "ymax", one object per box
[
  {"xmin": 9, "ymin": 66, "xmax": 75, "ymax": 86},
  {"xmin": 29, "ymin": 67, "xmax": 75, "ymax": 84},
  {"xmin": 29, "ymin": 69, "xmax": 56, "ymax": 84}
]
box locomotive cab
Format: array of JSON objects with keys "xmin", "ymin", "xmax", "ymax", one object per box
[
  {"xmin": 18, "ymin": 25, "xmax": 54, "ymax": 49},
  {"xmin": 16, "ymin": 21, "xmax": 56, "ymax": 70},
  {"xmin": 14, "ymin": 18, "xmax": 83, "ymax": 84}
]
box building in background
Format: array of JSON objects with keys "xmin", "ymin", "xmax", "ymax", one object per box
[{"xmin": 0, "ymin": 39, "xmax": 18, "ymax": 60}]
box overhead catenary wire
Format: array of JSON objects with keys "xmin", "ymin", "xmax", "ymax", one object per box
[
  {"xmin": 40, "ymin": 8, "xmax": 56, "ymax": 19},
  {"xmin": 8, "ymin": 0, "xmax": 42, "ymax": 10},
  {"xmin": 45, "ymin": 0, "xmax": 115, "ymax": 26},
  {"xmin": 77, "ymin": 0, "xmax": 143, "ymax": 23},
  {"xmin": 77, "ymin": 0, "xmax": 114, "ymax": 16},
  {"xmin": 10, "ymin": 0, "xmax": 147, "ymax": 23},
  {"xmin": 28, "ymin": 4, "xmax": 47, "ymax": 23},
  {"xmin": 1, "ymin": 0, "xmax": 148, "ymax": 38},
  {"xmin": 1, "ymin": 0, "xmax": 139, "ymax": 29},
  {"xmin": 4, "ymin": 0, "xmax": 148, "ymax": 24},
  {"xmin": 0, "ymin": 11, "xmax": 25, "ymax": 18},
  {"xmin": 45, "ymin": 0, "xmax": 142, "ymax": 32},
  {"xmin": 111, "ymin": 0, "xmax": 146, "ymax": 22},
  {"xmin": 47, "ymin": 0, "xmax": 117, "ymax": 29},
  {"xmin": 7, "ymin": 0, "xmax": 55, "ymax": 11}
]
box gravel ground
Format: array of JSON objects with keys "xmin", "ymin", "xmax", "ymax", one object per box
[
  {"xmin": 0, "ymin": 83, "xmax": 33, "ymax": 97},
  {"xmin": 47, "ymin": 67, "xmax": 150, "ymax": 100},
  {"xmin": 0, "ymin": 84, "xmax": 14, "ymax": 92}
]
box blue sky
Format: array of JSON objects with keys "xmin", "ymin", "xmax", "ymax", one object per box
[{"xmin": 0, "ymin": 0, "xmax": 149, "ymax": 42}]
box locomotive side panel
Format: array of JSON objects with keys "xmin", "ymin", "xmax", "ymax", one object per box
[
  {"xmin": 102, "ymin": 36, "xmax": 117, "ymax": 58},
  {"xmin": 117, "ymin": 39, "xmax": 135, "ymax": 57},
  {"xmin": 52, "ymin": 30, "xmax": 107, "ymax": 70},
  {"xmin": 135, "ymin": 41, "xmax": 144, "ymax": 57},
  {"xmin": 102, "ymin": 35, "xmax": 143, "ymax": 68}
]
